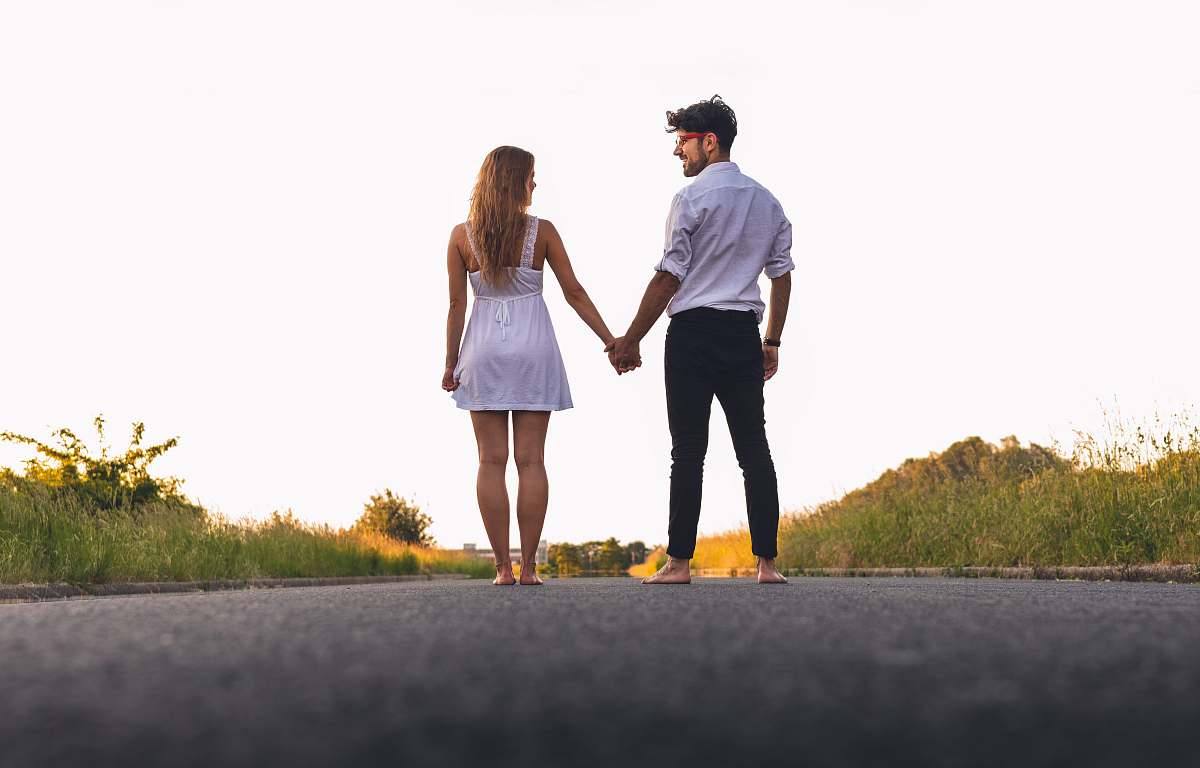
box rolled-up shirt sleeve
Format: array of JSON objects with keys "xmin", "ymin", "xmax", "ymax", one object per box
[
  {"xmin": 655, "ymin": 192, "xmax": 696, "ymax": 281},
  {"xmin": 765, "ymin": 213, "xmax": 794, "ymax": 279}
]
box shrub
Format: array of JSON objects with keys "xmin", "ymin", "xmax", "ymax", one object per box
[
  {"xmin": 353, "ymin": 489, "xmax": 434, "ymax": 546},
  {"xmin": 1, "ymin": 415, "xmax": 199, "ymax": 517}
]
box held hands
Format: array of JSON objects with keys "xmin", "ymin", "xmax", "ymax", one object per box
[{"xmin": 604, "ymin": 337, "xmax": 642, "ymax": 375}]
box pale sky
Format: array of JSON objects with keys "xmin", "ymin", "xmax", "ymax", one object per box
[{"xmin": 2, "ymin": 1, "xmax": 1198, "ymax": 549}]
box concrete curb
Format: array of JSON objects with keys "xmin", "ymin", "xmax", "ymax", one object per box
[
  {"xmin": 0, "ymin": 573, "xmax": 474, "ymax": 604},
  {"xmin": 692, "ymin": 564, "xmax": 1200, "ymax": 582},
  {"xmin": 774, "ymin": 564, "xmax": 1200, "ymax": 583}
]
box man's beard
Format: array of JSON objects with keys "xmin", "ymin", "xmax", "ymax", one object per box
[{"xmin": 683, "ymin": 151, "xmax": 709, "ymax": 178}]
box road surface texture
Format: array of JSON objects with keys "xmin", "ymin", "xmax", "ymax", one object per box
[{"xmin": 3, "ymin": 577, "xmax": 1198, "ymax": 767}]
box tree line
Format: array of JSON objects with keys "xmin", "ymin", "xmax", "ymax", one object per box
[{"xmin": 547, "ymin": 538, "xmax": 649, "ymax": 576}]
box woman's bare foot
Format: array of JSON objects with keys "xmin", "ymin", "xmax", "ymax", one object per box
[
  {"xmin": 642, "ymin": 557, "xmax": 692, "ymax": 584},
  {"xmin": 519, "ymin": 564, "xmax": 543, "ymax": 586},
  {"xmin": 493, "ymin": 562, "xmax": 516, "ymax": 585},
  {"xmin": 757, "ymin": 557, "xmax": 788, "ymax": 584}
]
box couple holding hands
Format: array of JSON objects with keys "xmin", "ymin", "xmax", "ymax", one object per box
[{"xmin": 442, "ymin": 96, "xmax": 792, "ymax": 586}]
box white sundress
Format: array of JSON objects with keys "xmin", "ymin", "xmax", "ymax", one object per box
[{"xmin": 451, "ymin": 216, "xmax": 573, "ymax": 412}]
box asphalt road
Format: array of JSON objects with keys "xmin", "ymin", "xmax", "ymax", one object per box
[{"xmin": 2, "ymin": 577, "xmax": 1198, "ymax": 767}]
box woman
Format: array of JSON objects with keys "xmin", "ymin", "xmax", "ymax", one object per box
[{"xmin": 443, "ymin": 146, "xmax": 615, "ymax": 585}]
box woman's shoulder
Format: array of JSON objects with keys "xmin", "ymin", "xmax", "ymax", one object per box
[
  {"xmin": 448, "ymin": 223, "xmax": 473, "ymax": 267},
  {"xmin": 450, "ymin": 222, "xmax": 473, "ymax": 251},
  {"xmin": 535, "ymin": 217, "xmax": 560, "ymax": 243}
]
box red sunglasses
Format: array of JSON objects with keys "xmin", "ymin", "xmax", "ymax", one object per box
[{"xmin": 674, "ymin": 131, "xmax": 713, "ymax": 146}]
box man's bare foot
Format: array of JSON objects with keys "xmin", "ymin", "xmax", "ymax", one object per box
[
  {"xmin": 519, "ymin": 564, "xmax": 543, "ymax": 585},
  {"xmin": 641, "ymin": 556, "xmax": 692, "ymax": 584},
  {"xmin": 757, "ymin": 557, "xmax": 788, "ymax": 584},
  {"xmin": 493, "ymin": 562, "xmax": 516, "ymax": 586}
]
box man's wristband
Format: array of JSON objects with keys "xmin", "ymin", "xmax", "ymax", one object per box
[{"xmin": 763, "ymin": 338, "xmax": 781, "ymax": 348}]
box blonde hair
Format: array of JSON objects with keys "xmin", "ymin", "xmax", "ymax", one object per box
[{"xmin": 466, "ymin": 146, "xmax": 534, "ymax": 285}]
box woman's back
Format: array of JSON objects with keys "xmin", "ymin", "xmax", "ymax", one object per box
[
  {"xmin": 466, "ymin": 215, "xmax": 544, "ymax": 299},
  {"xmin": 452, "ymin": 215, "xmax": 573, "ymax": 412}
]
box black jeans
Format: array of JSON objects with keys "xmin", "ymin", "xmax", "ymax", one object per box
[{"xmin": 664, "ymin": 308, "xmax": 780, "ymax": 560}]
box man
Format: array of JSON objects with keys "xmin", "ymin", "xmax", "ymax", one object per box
[{"xmin": 607, "ymin": 95, "xmax": 793, "ymax": 585}]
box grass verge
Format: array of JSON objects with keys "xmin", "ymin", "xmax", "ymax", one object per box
[
  {"xmin": 0, "ymin": 484, "xmax": 493, "ymax": 584},
  {"xmin": 690, "ymin": 415, "xmax": 1200, "ymax": 572}
]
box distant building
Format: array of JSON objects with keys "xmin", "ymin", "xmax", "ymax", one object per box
[{"xmin": 462, "ymin": 540, "xmax": 548, "ymax": 566}]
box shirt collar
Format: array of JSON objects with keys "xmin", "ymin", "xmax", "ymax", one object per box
[{"xmin": 697, "ymin": 161, "xmax": 739, "ymax": 178}]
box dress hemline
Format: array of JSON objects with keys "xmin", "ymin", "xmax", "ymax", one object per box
[{"xmin": 453, "ymin": 401, "xmax": 573, "ymax": 412}]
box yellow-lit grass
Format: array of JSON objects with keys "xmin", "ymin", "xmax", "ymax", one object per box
[
  {"xmin": 628, "ymin": 546, "xmax": 667, "ymax": 578},
  {"xmin": 348, "ymin": 529, "xmax": 494, "ymax": 578},
  {"xmin": 691, "ymin": 527, "xmax": 756, "ymax": 571}
]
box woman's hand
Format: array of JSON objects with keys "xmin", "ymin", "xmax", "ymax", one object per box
[
  {"xmin": 605, "ymin": 337, "xmax": 642, "ymax": 375},
  {"xmin": 442, "ymin": 365, "xmax": 460, "ymax": 392}
]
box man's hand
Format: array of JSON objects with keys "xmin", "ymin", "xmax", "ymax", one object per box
[
  {"xmin": 763, "ymin": 345, "xmax": 779, "ymax": 381},
  {"xmin": 605, "ymin": 337, "xmax": 642, "ymax": 375},
  {"xmin": 441, "ymin": 365, "xmax": 459, "ymax": 391}
]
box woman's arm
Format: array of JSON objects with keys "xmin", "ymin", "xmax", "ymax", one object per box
[
  {"xmin": 542, "ymin": 220, "xmax": 615, "ymax": 347},
  {"xmin": 443, "ymin": 225, "xmax": 468, "ymax": 391}
]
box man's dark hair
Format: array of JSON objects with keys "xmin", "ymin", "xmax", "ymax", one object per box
[{"xmin": 665, "ymin": 94, "xmax": 737, "ymax": 152}]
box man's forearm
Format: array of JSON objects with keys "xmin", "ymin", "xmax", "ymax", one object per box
[
  {"xmin": 624, "ymin": 272, "xmax": 680, "ymax": 342},
  {"xmin": 764, "ymin": 272, "xmax": 792, "ymax": 341}
]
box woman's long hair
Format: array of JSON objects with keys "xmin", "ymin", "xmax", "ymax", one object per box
[{"xmin": 467, "ymin": 146, "xmax": 534, "ymax": 286}]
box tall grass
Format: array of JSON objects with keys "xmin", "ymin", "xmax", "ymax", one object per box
[
  {"xmin": 628, "ymin": 547, "xmax": 667, "ymax": 578},
  {"xmin": 691, "ymin": 529, "xmax": 756, "ymax": 571},
  {"xmin": 0, "ymin": 484, "xmax": 492, "ymax": 584},
  {"xmin": 690, "ymin": 414, "xmax": 1200, "ymax": 571}
]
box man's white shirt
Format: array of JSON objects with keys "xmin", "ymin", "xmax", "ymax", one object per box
[{"xmin": 655, "ymin": 161, "xmax": 794, "ymax": 322}]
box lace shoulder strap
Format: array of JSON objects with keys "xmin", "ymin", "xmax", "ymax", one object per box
[
  {"xmin": 464, "ymin": 221, "xmax": 479, "ymax": 261},
  {"xmin": 521, "ymin": 216, "xmax": 539, "ymax": 268}
]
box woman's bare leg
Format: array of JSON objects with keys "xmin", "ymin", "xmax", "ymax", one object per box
[
  {"xmin": 513, "ymin": 410, "xmax": 550, "ymax": 585},
  {"xmin": 470, "ymin": 411, "xmax": 514, "ymax": 585}
]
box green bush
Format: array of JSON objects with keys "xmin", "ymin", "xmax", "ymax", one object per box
[
  {"xmin": 1, "ymin": 416, "xmax": 199, "ymax": 516},
  {"xmin": 352, "ymin": 490, "xmax": 434, "ymax": 546}
]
